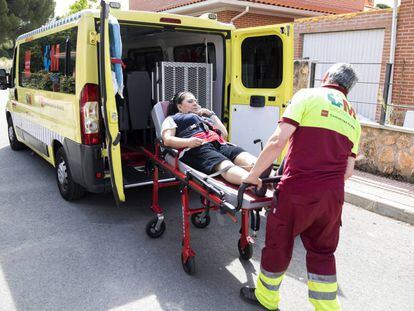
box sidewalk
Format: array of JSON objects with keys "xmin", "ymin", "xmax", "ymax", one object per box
[{"xmin": 345, "ymin": 170, "xmax": 414, "ymax": 225}]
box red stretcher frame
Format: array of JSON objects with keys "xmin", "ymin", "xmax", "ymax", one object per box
[{"xmin": 139, "ymin": 140, "xmax": 277, "ymax": 275}]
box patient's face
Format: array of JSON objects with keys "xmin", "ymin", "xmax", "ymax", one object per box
[{"xmin": 178, "ymin": 93, "xmax": 199, "ymax": 114}]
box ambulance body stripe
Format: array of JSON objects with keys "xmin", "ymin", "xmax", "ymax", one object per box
[{"xmin": 12, "ymin": 112, "xmax": 64, "ymax": 147}]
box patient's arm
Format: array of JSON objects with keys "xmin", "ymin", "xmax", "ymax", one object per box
[
  {"xmin": 210, "ymin": 115, "xmax": 228, "ymax": 139},
  {"xmin": 162, "ymin": 128, "xmax": 203, "ymax": 149},
  {"xmin": 197, "ymin": 108, "xmax": 228, "ymax": 139}
]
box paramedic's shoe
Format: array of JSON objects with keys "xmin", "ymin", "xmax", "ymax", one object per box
[
  {"xmin": 254, "ymin": 165, "xmax": 273, "ymax": 197},
  {"xmin": 239, "ymin": 287, "xmax": 279, "ymax": 311}
]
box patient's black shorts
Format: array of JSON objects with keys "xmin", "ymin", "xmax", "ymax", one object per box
[{"xmin": 180, "ymin": 141, "xmax": 245, "ymax": 174}]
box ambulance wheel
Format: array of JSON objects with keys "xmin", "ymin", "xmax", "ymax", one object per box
[
  {"xmin": 7, "ymin": 116, "xmax": 25, "ymax": 151},
  {"xmin": 145, "ymin": 217, "xmax": 166, "ymax": 238},
  {"xmin": 238, "ymin": 239, "xmax": 253, "ymax": 260},
  {"xmin": 191, "ymin": 212, "xmax": 210, "ymax": 229},
  {"xmin": 181, "ymin": 254, "xmax": 195, "ymax": 275},
  {"xmin": 55, "ymin": 147, "xmax": 85, "ymax": 201}
]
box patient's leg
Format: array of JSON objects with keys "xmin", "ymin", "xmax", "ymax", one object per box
[
  {"xmin": 233, "ymin": 152, "xmax": 257, "ymax": 171},
  {"xmin": 215, "ymin": 160, "xmax": 249, "ymax": 185}
]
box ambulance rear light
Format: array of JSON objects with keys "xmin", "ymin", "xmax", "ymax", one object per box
[{"xmin": 80, "ymin": 84, "xmax": 100, "ymax": 145}]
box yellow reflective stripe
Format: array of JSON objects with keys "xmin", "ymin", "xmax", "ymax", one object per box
[
  {"xmin": 259, "ymin": 270, "xmax": 285, "ymax": 286},
  {"xmin": 260, "ymin": 266, "xmax": 285, "ymax": 279},
  {"xmin": 308, "ymin": 280, "xmax": 338, "ymax": 293},
  {"xmin": 309, "ymin": 298, "xmax": 341, "ymax": 311},
  {"xmin": 256, "ymin": 276, "xmax": 282, "ymax": 310},
  {"xmin": 259, "ymin": 275, "xmax": 281, "ymax": 291}
]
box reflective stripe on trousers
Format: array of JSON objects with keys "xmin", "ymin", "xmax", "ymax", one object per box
[
  {"xmin": 308, "ymin": 273, "xmax": 341, "ymax": 311},
  {"xmin": 255, "ymin": 267, "xmax": 285, "ymax": 310}
]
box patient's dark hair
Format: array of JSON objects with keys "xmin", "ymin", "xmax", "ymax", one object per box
[{"xmin": 167, "ymin": 91, "xmax": 188, "ymax": 116}]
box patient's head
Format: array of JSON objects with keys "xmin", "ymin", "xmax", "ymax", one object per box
[{"xmin": 167, "ymin": 91, "xmax": 200, "ymax": 116}]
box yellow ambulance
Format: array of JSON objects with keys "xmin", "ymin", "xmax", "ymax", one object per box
[{"xmin": 1, "ymin": 2, "xmax": 293, "ymax": 205}]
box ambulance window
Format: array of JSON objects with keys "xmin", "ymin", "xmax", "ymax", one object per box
[
  {"xmin": 174, "ymin": 43, "xmax": 216, "ymax": 80},
  {"xmin": 128, "ymin": 47, "xmax": 163, "ymax": 73},
  {"xmin": 18, "ymin": 27, "xmax": 77, "ymax": 94},
  {"xmin": 241, "ymin": 35, "xmax": 283, "ymax": 88}
]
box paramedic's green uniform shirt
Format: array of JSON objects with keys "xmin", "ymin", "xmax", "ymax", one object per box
[{"xmin": 278, "ymin": 85, "xmax": 362, "ymax": 193}]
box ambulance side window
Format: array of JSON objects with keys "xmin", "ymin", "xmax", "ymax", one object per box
[
  {"xmin": 18, "ymin": 27, "xmax": 77, "ymax": 94},
  {"xmin": 174, "ymin": 43, "xmax": 216, "ymax": 80},
  {"xmin": 241, "ymin": 35, "xmax": 283, "ymax": 88}
]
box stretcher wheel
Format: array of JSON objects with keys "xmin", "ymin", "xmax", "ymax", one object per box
[
  {"xmin": 145, "ymin": 217, "xmax": 166, "ymax": 238},
  {"xmin": 181, "ymin": 254, "xmax": 196, "ymax": 275},
  {"xmin": 191, "ymin": 212, "xmax": 211, "ymax": 229},
  {"xmin": 238, "ymin": 239, "xmax": 253, "ymax": 260}
]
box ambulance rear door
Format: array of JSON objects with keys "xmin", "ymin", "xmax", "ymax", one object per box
[
  {"xmin": 99, "ymin": 1, "xmax": 125, "ymax": 204},
  {"xmin": 229, "ymin": 24, "xmax": 293, "ymax": 157}
]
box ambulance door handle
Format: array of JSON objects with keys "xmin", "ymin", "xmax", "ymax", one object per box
[
  {"xmin": 113, "ymin": 132, "xmax": 121, "ymax": 146},
  {"xmin": 250, "ymin": 95, "xmax": 265, "ymax": 107}
]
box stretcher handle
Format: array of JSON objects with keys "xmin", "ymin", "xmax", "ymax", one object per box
[
  {"xmin": 261, "ymin": 175, "xmax": 282, "ymax": 184},
  {"xmin": 220, "ymin": 201, "xmax": 236, "ymax": 216},
  {"xmin": 236, "ymin": 176, "xmax": 282, "ymax": 211},
  {"xmin": 156, "ymin": 138, "xmax": 179, "ymax": 157},
  {"xmin": 236, "ymin": 183, "xmax": 250, "ymax": 211}
]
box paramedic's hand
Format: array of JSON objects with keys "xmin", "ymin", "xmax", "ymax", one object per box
[
  {"xmin": 242, "ymin": 173, "xmax": 262, "ymax": 189},
  {"xmin": 187, "ymin": 137, "xmax": 204, "ymax": 148}
]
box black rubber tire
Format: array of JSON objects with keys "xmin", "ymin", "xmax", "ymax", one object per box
[
  {"xmin": 145, "ymin": 217, "xmax": 166, "ymax": 238},
  {"xmin": 181, "ymin": 254, "xmax": 196, "ymax": 275},
  {"xmin": 191, "ymin": 212, "xmax": 211, "ymax": 229},
  {"xmin": 7, "ymin": 116, "xmax": 25, "ymax": 151},
  {"xmin": 55, "ymin": 147, "xmax": 85, "ymax": 201},
  {"xmin": 238, "ymin": 239, "xmax": 253, "ymax": 260}
]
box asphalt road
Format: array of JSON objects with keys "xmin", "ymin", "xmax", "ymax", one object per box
[{"xmin": 1, "ymin": 90, "xmax": 413, "ymax": 311}]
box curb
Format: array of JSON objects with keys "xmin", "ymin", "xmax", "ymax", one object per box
[{"xmin": 345, "ymin": 189, "xmax": 414, "ymax": 225}]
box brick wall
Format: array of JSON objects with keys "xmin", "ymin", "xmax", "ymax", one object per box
[
  {"xmin": 294, "ymin": 9, "xmax": 393, "ymax": 121},
  {"xmin": 392, "ymin": 0, "xmax": 414, "ymax": 123},
  {"xmin": 216, "ymin": 11, "xmax": 292, "ymax": 28},
  {"xmin": 130, "ymin": 0, "xmax": 364, "ymax": 14}
]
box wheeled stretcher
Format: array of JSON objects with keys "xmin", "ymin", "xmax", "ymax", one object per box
[{"xmin": 140, "ymin": 101, "xmax": 279, "ymax": 274}]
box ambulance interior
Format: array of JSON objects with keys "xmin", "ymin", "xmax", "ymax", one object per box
[{"xmin": 116, "ymin": 24, "xmax": 227, "ymax": 187}]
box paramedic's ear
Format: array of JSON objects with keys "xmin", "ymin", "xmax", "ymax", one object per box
[{"xmin": 322, "ymin": 71, "xmax": 329, "ymax": 84}]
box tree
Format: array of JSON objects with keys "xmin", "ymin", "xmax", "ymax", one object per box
[
  {"xmin": 68, "ymin": 0, "xmax": 98, "ymax": 15},
  {"xmin": 376, "ymin": 3, "xmax": 391, "ymax": 9},
  {"xmin": 0, "ymin": 0, "xmax": 55, "ymax": 58}
]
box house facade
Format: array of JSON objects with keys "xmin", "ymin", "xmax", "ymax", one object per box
[{"xmin": 130, "ymin": 0, "xmax": 366, "ymax": 28}]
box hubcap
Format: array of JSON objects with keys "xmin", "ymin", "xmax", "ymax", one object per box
[
  {"xmin": 57, "ymin": 160, "xmax": 68, "ymax": 187},
  {"xmin": 8, "ymin": 125, "xmax": 14, "ymax": 142}
]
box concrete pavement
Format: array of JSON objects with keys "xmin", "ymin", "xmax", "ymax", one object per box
[{"xmin": 345, "ymin": 170, "xmax": 414, "ymax": 225}]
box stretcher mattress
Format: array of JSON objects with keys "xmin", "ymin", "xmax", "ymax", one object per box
[{"xmin": 152, "ymin": 102, "xmax": 274, "ymax": 210}]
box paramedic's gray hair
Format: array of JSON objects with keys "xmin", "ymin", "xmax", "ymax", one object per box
[{"xmin": 325, "ymin": 63, "xmax": 358, "ymax": 91}]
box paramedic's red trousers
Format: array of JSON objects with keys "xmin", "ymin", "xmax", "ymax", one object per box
[{"xmin": 256, "ymin": 188, "xmax": 344, "ymax": 310}]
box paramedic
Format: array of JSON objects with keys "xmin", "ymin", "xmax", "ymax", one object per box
[
  {"xmin": 240, "ymin": 63, "xmax": 361, "ymax": 310},
  {"xmin": 161, "ymin": 91, "xmax": 272, "ymax": 187}
]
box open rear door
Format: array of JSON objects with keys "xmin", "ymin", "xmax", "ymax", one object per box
[
  {"xmin": 99, "ymin": 1, "xmax": 125, "ymax": 204},
  {"xmin": 229, "ymin": 24, "xmax": 294, "ymax": 158}
]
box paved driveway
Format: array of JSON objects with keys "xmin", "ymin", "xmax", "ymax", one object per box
[{"xmin": 0, "ymin": 90, "xmax": 413, "ymax": 311}]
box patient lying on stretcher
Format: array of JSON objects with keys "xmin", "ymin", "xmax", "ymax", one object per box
[{"xmin": 161, "ymin": 91, "xmax": 272, "ymax": 192}]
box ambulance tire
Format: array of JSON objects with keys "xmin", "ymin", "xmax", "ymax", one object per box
[
  {"xmin": 7, "ymin": 116, "xmax": 25, "ymax": 151},
  {"xmin": 145, "ymin": 217, "xmax": 166, "ymax": 238},
  {"xmin": 191, "ymin": 212, "xmax": 211, "ymax": 229},
  {"xmin": 55, "ymin": 147, "xmax": 85, "ymax": 201},
  {"xmin": 181, "ymin": 254, "xmax": 195, "ymax": 275},
  {"xmin": 238, "ymin": 239, "xmax": 253, "ymax": 260}
]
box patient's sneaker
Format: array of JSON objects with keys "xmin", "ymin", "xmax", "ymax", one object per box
[
  {"xmin": 254, "ymin": 165, "xmax": 273, "ymax": 197},
  {"xmin": 240, "ymin": 287, "xmax": 279, "ymax": 311}
]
